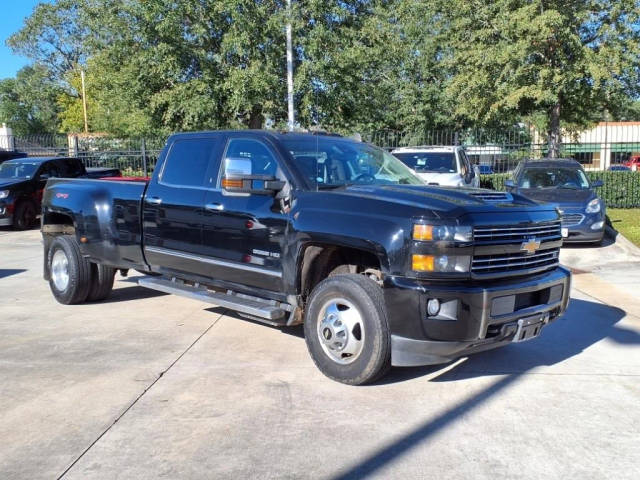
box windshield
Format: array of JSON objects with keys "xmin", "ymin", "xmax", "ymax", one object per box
[
  {"xmin": 281, "ymin": 138, "xmax": 424, "ymax": 188},
  {"xmin": 519, "ymin": 167, "xmax": 590, "ymax": 189},
  {"xmin": 0, "ymin": 161, "xmax": 39, "ymax": 180},
  {"xmin": 392, "ymin": 152, "xmax": 457, "ymax": 173}
]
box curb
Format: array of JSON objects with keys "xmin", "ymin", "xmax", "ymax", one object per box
[{"xmin": 605, "ymin": 225, "xmax": 640, "ymax": 254}]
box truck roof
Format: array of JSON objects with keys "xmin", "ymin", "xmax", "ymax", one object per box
[{"xmin": 168, "ymin": 130, "xmax": 347, "ymax": 143}]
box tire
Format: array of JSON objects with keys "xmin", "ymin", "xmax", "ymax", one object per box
[
  {"xmin": 47, "ymin": 235, "xmax": 92, "ymax": 305},
  {"xmin": 13, "ymin": 201, "xmax": 37, "ymax": 230},
  {"xmin": 303, "ymin": 274, "xmax": 391, "ymax": 385},
  {"xmin": 87, "ymin": 263, "xmax": 116, "ymax": 302}
]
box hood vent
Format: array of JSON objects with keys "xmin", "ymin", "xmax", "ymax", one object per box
[{"xmin": 469, "ymin": 191, "xmax": 513, "ymax": 203}]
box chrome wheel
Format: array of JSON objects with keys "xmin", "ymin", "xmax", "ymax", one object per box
[
  {"xmin": 51, "ymin": 249, "xmax": 70, "ymax": 292},
  {"xmin": 317, "ymin": 298, "xmax": 365, "ymax": 365}
]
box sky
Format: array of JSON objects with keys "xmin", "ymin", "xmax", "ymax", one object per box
[{"xmin": 0, "ymin": 0, "xmax": 43, "ymax": 80}]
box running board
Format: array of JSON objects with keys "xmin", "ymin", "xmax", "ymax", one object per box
[{"xmin": 138, "ymin": 276, "xmax": 287, "ymax": 324}]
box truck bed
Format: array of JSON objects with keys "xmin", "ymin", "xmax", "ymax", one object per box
[{"xmin": 43, "ymin": 177, "xmax": 149, "ymax": 269}]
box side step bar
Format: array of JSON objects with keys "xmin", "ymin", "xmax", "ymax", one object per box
[{"xmin": 138, "ymin": 276, "xmax": 288, "ymax": 325}]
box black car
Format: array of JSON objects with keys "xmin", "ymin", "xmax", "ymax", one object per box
[
  {"xmin": 505, "ymin": 158, "xmax": 605, "ymax": 244},
  {"xmin": 0, "ymin": 156, "xmax": 120, "ymax": 229},
  {"xmin": 40, "ymin": 131, "xmax": 571, "ymax": 385}
]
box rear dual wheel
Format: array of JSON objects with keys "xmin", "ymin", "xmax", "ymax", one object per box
[{"xmin": 48, "ymin": 235, "xmax": 115, "ymax": 305}]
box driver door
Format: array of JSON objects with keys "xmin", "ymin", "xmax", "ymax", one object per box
[{"xmin": 201, "ymin": 136, "xmax": 290, "ymax": 292}]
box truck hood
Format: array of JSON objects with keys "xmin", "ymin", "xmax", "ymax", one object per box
[
  {"xmin": 330, "ymin": 184, "xmax": 549, "ymax": 217},
  {"xmin": 414, "ymin": 172, "xmax": 463, "ymax": 186},
  {"xmin": 517, "ymin": 187, "xmax": 595, "ymax": 207},
  {"xmin": 0, "ymin": 179, "xmax": 30, "ymax": 190}
]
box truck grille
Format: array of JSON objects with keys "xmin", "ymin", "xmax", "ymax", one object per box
[
  {"xmin": 561, "ymin": 213, "xmax": 584, "ymax": 227},
  {"xmin": 473, "ymin": 221, "xmax": 561, "ymax": 244},
  {"xmin": 472, "ymin": 249, "xmax": 559, "ymax": 275},
  {"xmin": 472, "ymin": 220, "xmax": 561, "ymax": 276}
]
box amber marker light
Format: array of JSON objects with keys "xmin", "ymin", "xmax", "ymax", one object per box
[
  {"xmin": 413, "ymin": 224, "xmax": 433, "ymax": 241},
  {"xmin": 412, "ymin": 254, "xmax": 434, "ymax": 272},
  {"xmin": 222, "ymin": 178, "xmax": 243, "ymax": 189}
]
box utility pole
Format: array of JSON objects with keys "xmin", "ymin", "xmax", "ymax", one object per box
[
  {"xmin": 286, "ymin": 0, "xmax": 295, "ymax": 131},
  {"xmin": 80, "ymin": 69, "xmax": 89, "ymax": 134}
]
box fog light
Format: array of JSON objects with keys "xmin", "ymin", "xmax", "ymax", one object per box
[
  {"xmin": 427, "ymin": 298, "xmax": 440, "ymax": 316},
  {"xmin": 591, "ymin": 221, "xmax": 604, "ymax": 230}
]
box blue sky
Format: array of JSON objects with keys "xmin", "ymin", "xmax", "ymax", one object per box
[{"xmin": 0, "ymin": 0, "xmax": 43, "ymax": 79}]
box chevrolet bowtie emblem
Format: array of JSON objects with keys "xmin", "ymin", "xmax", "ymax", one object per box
[{"xmin": 521, "ymin": 238, "xmax": 541, "ymax": 255}]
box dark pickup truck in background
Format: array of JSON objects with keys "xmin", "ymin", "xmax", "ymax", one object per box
[
  {"xmin": 41, "ymin": 131, "xmax": 571, "ymax": 384},
  {"xmin": 0, "ymin": 156, "xmax": 120, "ymax": 229}
]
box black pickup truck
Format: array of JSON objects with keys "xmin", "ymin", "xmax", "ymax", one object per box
[{"xmin": 41, "ymin": 131, "xmax": 571, "ymax": 384}]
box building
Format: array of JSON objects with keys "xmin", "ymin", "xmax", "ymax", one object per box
[{"xmin": 531, "ymin": 121, "xmax": 640, "ymax": 170}]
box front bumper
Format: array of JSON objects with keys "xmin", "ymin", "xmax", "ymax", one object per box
[
  {"xmin": 0, "ymin": 203, "xmax": 13, "ymax": 226},
  {"xmin": 384, "ymin": 266, "xmax": 571, "ymax": 367},
  {"xmin": 562, "ymin": 210, "xmax": 605, "ymax": 243}
]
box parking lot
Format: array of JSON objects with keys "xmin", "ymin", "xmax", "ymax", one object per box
[{"xmin": 1, "ymin": 228, "xmax": 639, "ymax": 479}]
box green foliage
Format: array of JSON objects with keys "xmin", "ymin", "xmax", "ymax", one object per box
[
  {"xmin": 606, "ymin": 208, "xmax": 640, "ymax": 246},
  {"xmin": 439, "ymin": 0, "xmax": 640, "ymax": 142},
  {"xmin": 587, "ymin": 171, "xmax": 640, "ymax": 208},
  {"xmin": 481, "ymin": 172, "xmax": 640, "ymax": 208},
  {"xmin": 0, "ymin": 65, "xmax": 62, "ymax": 135},
  {"xmin": 4, "ymin": 0, "xmax": 640, "ymax": 138}
]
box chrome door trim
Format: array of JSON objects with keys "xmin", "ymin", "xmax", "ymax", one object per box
[{"xmin": 144, "ymin": 246, "xmax": 282, "ymax": 278}]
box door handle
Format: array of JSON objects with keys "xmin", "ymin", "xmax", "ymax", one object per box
[
  {"xmin": 205, "ymin": 203, "xmax": 224, "ymax": 211},
  {"xmin": 146, "ymin": 196, "xmax": 162, "ymax": 205}
]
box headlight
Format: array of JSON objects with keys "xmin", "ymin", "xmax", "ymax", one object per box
[
  {"xmin": 413, "ymin": 224, "xmax": 472, "ymax": 242},
  {"xmin": 585, "ymin": 198, "xmax": 601, "ymax": 214},
  {"xmin": 0, "ymin": 190, "xmax": 9, "ymax": 199},
  {"xmin": 412, "ymin": 254, "xmax": 471, "ymax": 272}
]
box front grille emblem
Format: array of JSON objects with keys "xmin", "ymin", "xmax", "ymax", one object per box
[{"xmin": 520, "ymin": 238, "xmax": 541, "ymax": 255}]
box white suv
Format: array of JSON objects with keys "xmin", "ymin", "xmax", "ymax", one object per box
[{"xmin": 391, "ymin": 146, "xmax": 480, "ymax": 188}]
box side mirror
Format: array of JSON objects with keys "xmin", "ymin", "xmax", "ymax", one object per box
[
  {"xmin": 39, "ymin": 173, "xmax": 51, "ymax": 181},
  {"xmin": 591, "ymin": 179, "xmax": 603, "ymax": 188},
  {"xmin": 504, "ymin": 179, "xmax": 515, "ymax": 190},
  {"xmin": 221, "ymin": 157, "xmax": 285, "ymax": 195}
]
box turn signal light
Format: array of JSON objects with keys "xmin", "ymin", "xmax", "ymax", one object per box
[
  {"xmin": 413, "ymin": 224, "xmax": 433, "ymax": 241},
  {"xmin": 412, "ymin": 254, "xmax": 434, "ymax": 272},
  {"xmin": 222, "ymin": 178, "xmax": 243, "ymax": 189}
]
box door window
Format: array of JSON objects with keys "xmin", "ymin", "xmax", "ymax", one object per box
[
  {"xmin": 58, "ymin": 158, "xmax": 84, "ymax": 177},
  {"xmin": 160, "ymin": 138, "xmax": 218, "ymax": 188},
  {"xmin": 38, "ymin": 161, "xmax": 60, "ymax": 179},
  {"xmin": 221, "ymin": 138, "xmax": 279, "ymax": 181}
]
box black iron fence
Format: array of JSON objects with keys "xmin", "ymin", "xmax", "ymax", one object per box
[
  {"xmin": 5, "ymin": 127, "xmax": 640, "ymax": 207},
  {"xmin": 13, "ymin": 134, "xmax": 165, "ymax": 177}
]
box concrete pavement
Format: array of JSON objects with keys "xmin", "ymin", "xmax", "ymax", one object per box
[{"xmin": 1, "ymin": 228, "xmax": 639, "ymax": 479}]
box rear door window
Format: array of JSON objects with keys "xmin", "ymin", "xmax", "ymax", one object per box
[{"xmin": 160, "ymin": 138, "xmax": 219, "ymax": 188}]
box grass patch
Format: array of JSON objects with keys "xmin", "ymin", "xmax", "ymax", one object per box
[{"xmin": 606, "ymin": 208, "xmax": 640, "ymax": 247}]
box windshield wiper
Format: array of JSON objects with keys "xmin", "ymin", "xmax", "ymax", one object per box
[{"xmin": 557, "ymin": 185, "xmax": 580, "ymax": 190}]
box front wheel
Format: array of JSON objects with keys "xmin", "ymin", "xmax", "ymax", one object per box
[
  {"xmin": 48, "ymin": 235, "xmax": 92, "ymax": 305},
  {"xmin": 14, "ymin": 201, "xmax": 37, "ymax": 230},
  {"xmin": 304, "ymin": 274, "xmax": 391, "ymax": 385}
]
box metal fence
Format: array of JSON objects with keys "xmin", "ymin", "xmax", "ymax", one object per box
[
  {"xmin": 7, "ymin": 127, "xmax": 640, "ymax": 207},
  {"xmin": 13, "ymin": 134, "xmax": 166, "ymax": 177}
]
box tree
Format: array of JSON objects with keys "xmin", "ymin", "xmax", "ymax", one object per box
[
  {"xmin": 0, "ymin": 65, "xmax": 62, "ymax": 135},
  {"xmin": 438, "ymin": 0, "xmax": 640, "ymax": 156}
]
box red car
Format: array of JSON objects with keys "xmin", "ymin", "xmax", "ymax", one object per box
[{"xmin": 623, "ymin": 155, "xmax": 640, "ymax": 170}]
